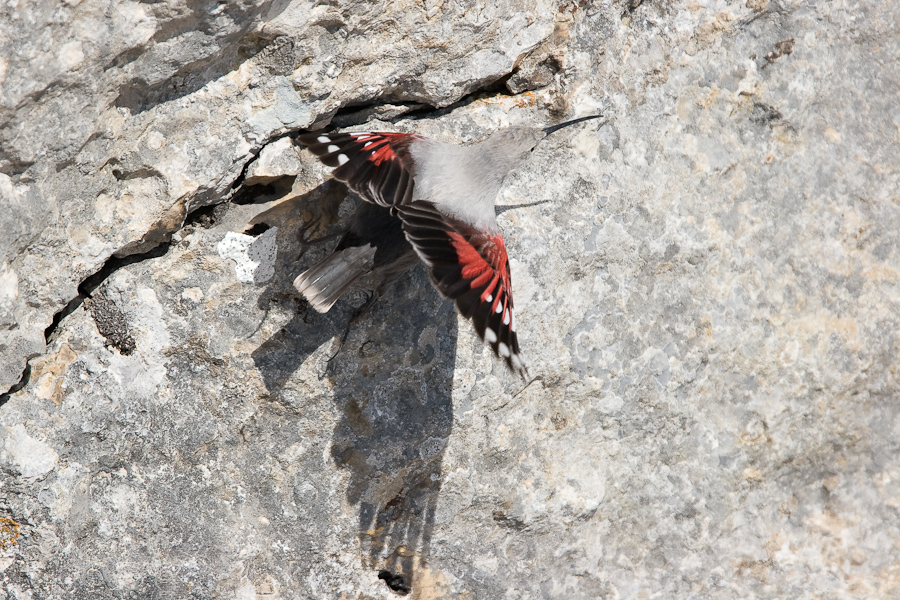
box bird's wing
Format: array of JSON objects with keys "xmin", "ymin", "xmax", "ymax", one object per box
[
  {"xmin": 295, "ymin": 131, "xmax": 419, "ymax": 209},
  {"xmin": 397, "ymin": 200, "xmax": 525, "ymax": 375}
]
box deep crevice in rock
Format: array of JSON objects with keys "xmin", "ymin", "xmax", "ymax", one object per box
[
  {"xmin": 230, "ymin": 143, "xmax": 268, "ymax": 191},
  {"xmin": 0, "ymin": 184, "xmax": 247, "ymax": 405},
  {"xmin": 298, "ymin": 71, "xmax": 532, "ymax": 135},
  {"xmin": 1, "ymin": 242, "xmax": 174, "ymax": 404},
  {"xmin": 330, "ymin": 101, "xmax": 434, "ymax": 128},
  {"xmin": 397, "ymin": 73, "xmax": 520, "ymax": 121},
  {"xmin": 324, "ymin": 71, "xmax": 519, "ymax": 130},
  {"xmin": 44, "ymin": 243, "xmax": 173, "ymax": 349}
]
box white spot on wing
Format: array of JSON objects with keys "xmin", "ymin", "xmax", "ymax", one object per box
[
  {"xmin": 495, "ymin": 302, "xmax": 503, "ymax": 314},
  {"xmin": 317, "ymin": 136, "xmax": 330, "ymax": 143},
  {"xmin": 364, "ymin": 141, "xmax": 374, "ymax": 148},
  {"xmin": 337, "ymin": 154, "xmax": 349, "ymax": 165},
  {"xmin": 503, "ymin": 309, "xmax": 510, "ymax": 326},
  {"xmin": 485, "ymin": 327, "xmax": 497, "ymax": 343},
  {"xmin": 485, "ymin": 294, "xmax": 492, "ymax": 302},
  {"xmin": 498, "ymin": 342, "xmax": 510, "ymax": 358},
  {"xmin": 327, "ymin": 144, "xmax": 339, "ymax": 153}
]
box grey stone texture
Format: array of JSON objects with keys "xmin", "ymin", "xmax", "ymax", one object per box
[{"xmin": 1, "ymin": 0, "xmax": 899, "ymax": 598}]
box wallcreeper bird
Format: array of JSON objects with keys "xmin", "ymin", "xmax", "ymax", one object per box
[{"xmin": 294, "ymin": 114, "xmax": 602, "ymax": 376}]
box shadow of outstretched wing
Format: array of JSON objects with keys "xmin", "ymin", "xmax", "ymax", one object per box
[{"xmin": 248, "ymin": 182, "xmax": 458, "ymax": 596}]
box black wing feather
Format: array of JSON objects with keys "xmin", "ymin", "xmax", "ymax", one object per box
[
  {"xmin": 295, "ymin": 131, "xmax": 418, "ymax": 209},
  {"xmin": 396, "ymin": 201, "xmax": 526, "ymax": 375}
]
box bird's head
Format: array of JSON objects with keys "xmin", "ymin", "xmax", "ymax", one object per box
[{"xmin": 482, "ymin": 114, "xmax": 604, "ymax": 173}]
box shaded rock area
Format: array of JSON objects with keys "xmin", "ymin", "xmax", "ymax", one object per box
[{"xmin": 1, "ymin": 0, "xmax": 899, "ymax": 598}]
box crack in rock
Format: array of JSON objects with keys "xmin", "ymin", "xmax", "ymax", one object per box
[{"xmin": 1, "ymin": 73, "xmax": 534, "ymax": 406}]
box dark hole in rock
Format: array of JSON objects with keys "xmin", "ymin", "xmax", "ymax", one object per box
[
  {"xmin": 244, "ymin": 222, "xmax": 271, "ymax": 236},
  {"xmin": 184, "ymin": 202, "xmax": 230, "ymax": 229},
  {"xmin": 377, "ymin": 570, "xmax": 411, "ymax": 595},
  {"xmin": 231, "ymin": 176, "xmax": 296, "ymax": 205}
]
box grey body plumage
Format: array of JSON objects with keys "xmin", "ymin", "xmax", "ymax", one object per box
[{"xmin": 410, "ymin": 127, "xmax": 547, "ymax": 232}]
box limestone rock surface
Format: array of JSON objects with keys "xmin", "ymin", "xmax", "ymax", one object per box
[
  {"xmin": 0, "ymin": 0, "xmax": 555, "ymax": 391},
  {"xmin": 2, "ymin": 1, "xmax": 900, "ymax": 599}
]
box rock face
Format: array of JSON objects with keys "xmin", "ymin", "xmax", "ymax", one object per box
[{"xmin": 2, "ymin": 0, "xmax": 899, "ymax": 598}]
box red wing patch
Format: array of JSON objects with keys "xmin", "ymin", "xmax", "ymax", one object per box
[
  {"xmin": 295, "ymin": 131, "xmax": 419, "ymax": 208},
  {"xmin": 398, "ymin": 201, "xmax": 525, "ymax": 375}
]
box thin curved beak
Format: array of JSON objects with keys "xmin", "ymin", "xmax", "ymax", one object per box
[{"xmin": 543, "ymin": 114, "xmax": 603, "ymax": 136}]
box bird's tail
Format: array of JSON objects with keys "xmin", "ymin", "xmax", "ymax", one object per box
[{"xmin": 293, "ymin": 245, "xmax": 376, "ymax": 313}]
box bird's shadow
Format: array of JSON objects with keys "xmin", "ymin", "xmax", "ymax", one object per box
[{"xmin": 248, "ymin": 184, "xmax": 457, "ymax": 596}]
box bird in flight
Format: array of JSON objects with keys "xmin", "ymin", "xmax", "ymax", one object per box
[{"xmin": 294, "ymin": 114, "xmax": 602, "ymax": 376}]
